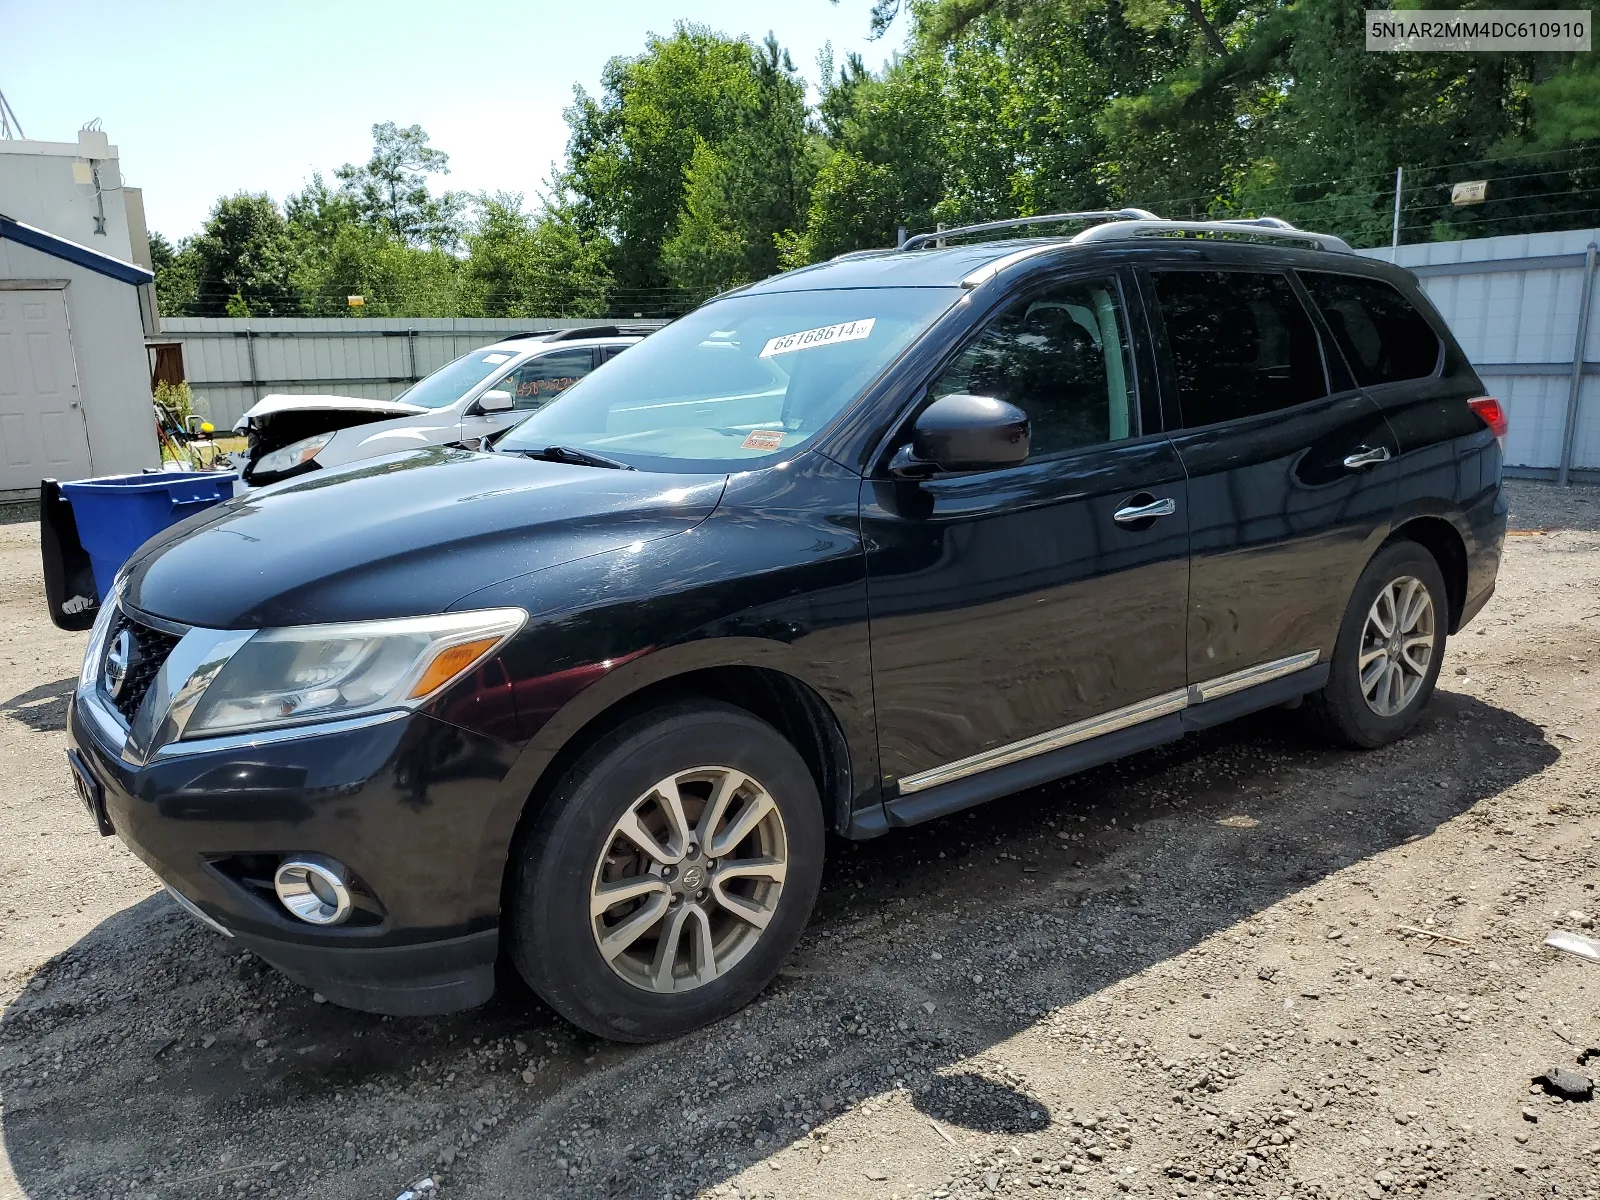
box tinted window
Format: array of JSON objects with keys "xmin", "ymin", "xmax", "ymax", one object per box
[
  {"xmin": 930, "ymin": 278, "xmax": 1137, "ymax": 456},
  {"xmin": 1154, "ymin": 271, "xmax": 1327, "ymax": 427},
  {"xmin": 502, "ymin": 348, "xmax": 595, "ymax": 411},
  {"xmin": 1299, "ymin": 272, "xmax": 1442, "ymax": 386}
]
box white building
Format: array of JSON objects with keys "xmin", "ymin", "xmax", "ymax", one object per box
[
  {"xmin": 0, "ymin": 125, "xmax": 160, "ymax": 498},
  {"xmin": 0, "ymin": 127, "xmax": 152, "ymax": 271}
]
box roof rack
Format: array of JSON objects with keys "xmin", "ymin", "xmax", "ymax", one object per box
[
  {"xmin": 498, "ymin": 325, "xmax": 658, "ymax": 344},
  {"xmin": 544, "ymin": 324, "xmax": 658, "ymax": 341},
  {"xmin": 1070, "ymin": 217, "xmax": 1353, "ymax": 254},
  {"xmin": 900, "ymin": 209, "xmax": 1159, "ymax": 251},
  {"xmin": 899, "ymin": 208, "xmax": 1352, "ymax": 262}
]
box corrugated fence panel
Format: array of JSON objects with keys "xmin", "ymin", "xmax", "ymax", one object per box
[
  {"xmin": 1575, "ymin": 377, "xmax": 1600, "ymax": 470},
  {"xmin": 158, "ymin": 317, "xmax": 669, "ymax": 430},
  {"xmin": 160, "ymin": 247, "xmax": 1600, "ymax": 473},
  {"xmin": 1359, "ymin": 228, "xmax": 1600, "ymax": 474}
]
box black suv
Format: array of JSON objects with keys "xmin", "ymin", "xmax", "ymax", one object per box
[{"xmin": 67, "ymin": 213, "xmax": 1507, "ymax": 1042}]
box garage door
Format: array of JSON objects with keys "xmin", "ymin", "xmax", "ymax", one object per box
[{"xmin": 0, "ymin": 289, "xmax": 92, "ymax": 492}]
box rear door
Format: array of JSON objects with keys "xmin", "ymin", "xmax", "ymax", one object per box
[
  {"xmin": 1296, "ymin": 269, "xmax": 1487, "ymax": 476},
  {"xmin": 0, "ymin": 288, "xmax": 92, "ymax": 490},
  {"xmin": 863, "ymin": 270, "xmax": 1191, "ymax": 791},
  {"xmin": 1143, "ymin": 267, "xmax": 1400, "ymax": 689},
  {"xmin": 1297, "ymin": 269, "xmax": 1504, "ymax": 624}
]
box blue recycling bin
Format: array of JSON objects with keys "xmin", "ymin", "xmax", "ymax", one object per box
[{"xmin": 59, "ymin": 471, "xmax": 237, "ymax": 599}]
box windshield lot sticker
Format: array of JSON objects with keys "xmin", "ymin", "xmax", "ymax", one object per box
[
  {"xmin": 759, "ymin": 318, "xmax": 875, "ymax": 358},
  {"xmin": 741, "ymin": 430, "xmax": 785, "ymax": 451},
  {"xmin": 481, "ymin": 353, "xmax": 512, "ymax": 364}
]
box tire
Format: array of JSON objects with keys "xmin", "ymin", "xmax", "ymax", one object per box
[
  {"xmin": 1304, "ymin": 540, "xmax": 1449, "ymax": 749},
  {"xmin": 507, "ymin": 700, "xmax": 825, "ymax": 1042}
]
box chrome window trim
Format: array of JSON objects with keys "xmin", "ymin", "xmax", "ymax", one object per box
[{"xmin": 895, "ymin": 651, "xmax": 1320, "ymax": 796}]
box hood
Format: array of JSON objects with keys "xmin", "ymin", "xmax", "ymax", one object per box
[
  {"xmin": 233, "ymin": 393, "xmax": 429, "ymax": 430},
  {"xmin": 121, "ymin": 447, "xmax": 727, "ymax": 629}
]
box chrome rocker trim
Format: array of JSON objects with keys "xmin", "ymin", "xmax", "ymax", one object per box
[{"xmin": 896, "ymin": 651, "xmax": 1321, "ymax": 796}]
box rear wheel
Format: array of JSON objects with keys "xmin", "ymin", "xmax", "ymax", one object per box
[
  {"xmin": 508, "ymin": 701, "xmax": 824, "ymax": 1042},
  {"xmin": 1304, "ymin": 541, "xmax": 1448, "ymax": 748}
]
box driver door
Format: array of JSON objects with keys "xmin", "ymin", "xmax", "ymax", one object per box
[{"xmin": 861, "ymin": 271, "xmax": 1191, "ymax": 794}]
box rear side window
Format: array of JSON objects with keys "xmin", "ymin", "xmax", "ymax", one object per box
[
  {"xmin": 1153, "ymin": 271, "xmax": 1328, "ymax": 428},
  {"xmin": 1298, "ymin": 272, "xmax": 1442, "ymax": 386}
]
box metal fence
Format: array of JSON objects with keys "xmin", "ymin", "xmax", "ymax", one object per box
[
  {"xmin": 156, "ymin": 317, "xmax": 669, "ymax": 431},
  {"xmin": 159, "ymin": 230, "xmax": 1600, "ymax": 480},
  {"xmin": 1358, "ymin": 228, "xmax": 1600, "ymax": 482}
]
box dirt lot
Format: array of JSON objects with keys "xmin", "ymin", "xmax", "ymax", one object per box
[{"xmin": 2, "ymin": 480, "xmax": 1599, "ymax": 1200}]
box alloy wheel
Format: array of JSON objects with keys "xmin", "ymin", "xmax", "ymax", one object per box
[
  {"xmin": 589, "ymin": 766, "xmax": 788, "ymax": 993},
  {"xmin": 1358, "ymin": 575, "xmax": 1436, "ymax": 717}
]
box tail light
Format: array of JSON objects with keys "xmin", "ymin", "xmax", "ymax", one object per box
[{"xmin": 1468, "ymin": 396, "xmax": 1508, "ymax": 444}]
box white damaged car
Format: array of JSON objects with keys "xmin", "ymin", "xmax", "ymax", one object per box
[{"xmin": 236, "ymin": 326, "xmax": 649, "ymax": 486}]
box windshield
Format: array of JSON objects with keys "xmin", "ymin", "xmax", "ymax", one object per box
[
  {"xmin": 497, "ymin": 287, "xmax": 960, "ymax": 470},
  {"xmin": 394, "ymin": 348, "xmax": 522, "ymax": 409}
]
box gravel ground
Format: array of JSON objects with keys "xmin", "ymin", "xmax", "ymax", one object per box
[{"xmin": 2, "ymin": 479, "xmax": 1599, "ymax": 1200}]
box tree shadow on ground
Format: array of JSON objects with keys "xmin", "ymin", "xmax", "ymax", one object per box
[
  {"xmin": 1, "ymin": 691, "xmax": 1560, "ymax": 1199},
  {"xmin": 0, "ymin": 677, "xmax": 76, "ymax": 733}
]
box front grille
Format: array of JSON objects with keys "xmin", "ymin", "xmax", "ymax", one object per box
[{"xmin": 103, "ymin": 610, "xmax": 183, "ymax": 723}]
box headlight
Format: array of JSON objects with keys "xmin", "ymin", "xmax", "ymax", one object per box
[
  {"xmin": 79, "ymin": 584, "xmax": 123, "ymax": 691},
  {"xmin": 254, "ymin": 432, "xmax": 334, "ymax": 476},
  {"xmin": 180, "ymin": 608, "xmax": 525, "ymax": 739}
]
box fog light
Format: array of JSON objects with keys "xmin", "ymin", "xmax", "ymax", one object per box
[{"xmin": 274, "ymin": 855, "xmax": 353, "ymax": 925}]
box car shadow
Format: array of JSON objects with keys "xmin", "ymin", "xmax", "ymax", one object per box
[
  {"xmin": 0, "ymin": 677, "xmax": 76, "ymax": 733},
  {"xmin": 0, "ymin": 691, "xmax": 1560, "ymax": 1199}
]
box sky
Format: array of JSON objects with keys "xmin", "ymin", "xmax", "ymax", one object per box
[{"xmin": 0, "ymin": 0, "xmax": 906, "ymax": 241}]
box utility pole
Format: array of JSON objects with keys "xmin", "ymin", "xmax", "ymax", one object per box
[
  {"xmin": 0, "ymin": 88, "xmax": 24, "ymax": 139},
  {"xmin": 1391, "ymin": 167, "xmax": 1404, "ymax": 262}
]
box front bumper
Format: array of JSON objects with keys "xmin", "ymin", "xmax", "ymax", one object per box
[{"xmin": 68, "ymin": 695, "xmax": 521, "ymax": 1016}]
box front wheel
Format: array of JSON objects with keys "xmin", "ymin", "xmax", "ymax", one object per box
[
  {"xmin": 1304, "ymin": 541, "xmax": 1449, "ymax": 749},
  {"xmin": 508, "ymin": 701, "xmax": 825, "ymax": 1042}
]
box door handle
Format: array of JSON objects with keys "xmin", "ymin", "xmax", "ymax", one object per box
[
  {"xmin": 1343, "ymin": 445, "xmax": 1392, "ymax": 470},
  {"xmin": 1113, "ymin": 496, "xmax": 1177, "ymax": 525}
]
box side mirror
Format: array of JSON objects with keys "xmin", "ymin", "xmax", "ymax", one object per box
[
  {"xmin": 477, "ymin": 389, "xmax": 514, "ymax": 414},
  {"xmin": 891, "ymin": 394, "xmax": 1030, "ymax": 475}
]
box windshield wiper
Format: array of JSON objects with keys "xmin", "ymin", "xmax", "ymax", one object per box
[{"xmin": 509, "ymin": 445, "xmax": 635, "ymax": 471}]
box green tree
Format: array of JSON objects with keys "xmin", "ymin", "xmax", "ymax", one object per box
[
  {"xmin": 188, "ymin": 193, "xmax": 299, "ymax": 317},
  {"xmin": 661, "ymin": 35, "xmax": 820, "ymax": 291},
  {"xmin": 784, "ymin": 52, "xmax": 949, "ymax": 262},
  {"xmin": 147, "ymin": 230, "xmax": 198, "ymax": 316},
  {"xmin": 1517, "ymin": 55, "xmax": 1600, "ymax": 150},
  {"xmin": 459, "ymin": 194, "xmax": 614, "ymax": 317},
  {"xmin": 565, "ymin": 24, "xmax": 769, "ymax": 295},
  {"xmin": 294, "ymin": 223, "xmax": 461, "ymax": 317},
  {"xmin": 335, "ymin": 122, "xmax": 465, "ymax": 249},
  {"xmin": 904, "ymin": 0, "xmax": 1600, "ymax": 244}
]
